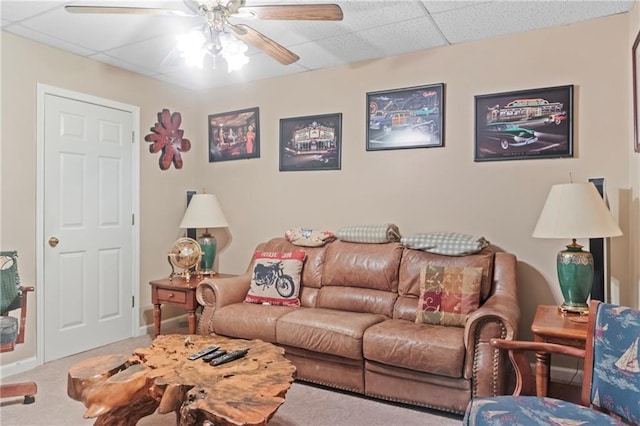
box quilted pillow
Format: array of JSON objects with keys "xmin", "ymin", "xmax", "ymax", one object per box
[
  {"xmin": 245, "ymin": 251, "xmax": 306, "ymax": 306},
  {"xmin": 416, "ymin": 265, "xmax": 482, "ymax": 327}
]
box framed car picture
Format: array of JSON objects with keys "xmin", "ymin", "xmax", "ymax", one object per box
[
  {"xmin": 366, "ymin": 83, "xmax": 444, "ymax": 151},
  {"xmin": 208, "ymin": 107, "xmax": 259, "ymax": 162},
  {"xmin": 474, "ymin": 85, "xmax": 573, "ymax": 162},
  {"xmin": 279, "ymin": 113, "xmax": 342, "ymax": 172}
]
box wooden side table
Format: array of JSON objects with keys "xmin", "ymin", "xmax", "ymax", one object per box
[
  {"xmin": 530, "ymin": 304, "xmax": 588, "ymax": 397},
  {"xmin": 149, "ymin": 274, "xmax": 235, "ymax": 337}
]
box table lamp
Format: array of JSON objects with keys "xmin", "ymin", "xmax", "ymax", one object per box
[
  {"xmin": 532, "ymin": 182, "xmax": 622, "ymax": 313},
  {"xmin": 179, "ymin": 194, "xmax": 229, "ymax": 275}
]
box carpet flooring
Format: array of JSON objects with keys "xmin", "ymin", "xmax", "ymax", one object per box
[{"xmin": 1, "ymin": 331, "xmax": 463, "ymax": 426}]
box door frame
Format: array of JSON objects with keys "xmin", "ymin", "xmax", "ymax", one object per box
[{"xmin": 36, "ymin": 84, "xmax": 141, "ymax": 365}]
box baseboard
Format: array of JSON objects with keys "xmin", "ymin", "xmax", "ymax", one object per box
[
  {"xmin": 0, "ymin": 356, "xmax": 38, "ymax": 379},
  {"xmin": 549, "ymin": 364, "xmax": 583, "ymax": 385},
  {"xmin": 137, "ymin": 314, "xmax": 190, "ymax": 336}
]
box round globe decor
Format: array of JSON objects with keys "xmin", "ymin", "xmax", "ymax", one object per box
[{"xmin": 167, "ymin": 237, "xmax": 202, "ymax": 281}]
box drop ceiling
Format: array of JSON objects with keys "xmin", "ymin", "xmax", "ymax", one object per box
[{"xmin": 0, "ymin": 0, "xmax": 635, "ymax": 91}]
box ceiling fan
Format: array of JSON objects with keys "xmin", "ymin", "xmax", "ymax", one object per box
[{"xmin": 65, "ymin": 1, "xmax": 343, "ymax": 67}]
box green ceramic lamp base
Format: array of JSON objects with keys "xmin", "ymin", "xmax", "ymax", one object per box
[
  {"xmin": 558, "ymin": 303, "xmax": 590, "ymax": 314},
  {"xmin": 556, "ymin": 239, "xmax": 594, "ymax": 314},
  {"xmin": 198, "ymin": 231, "xmax": 217, "ymax": 276}
]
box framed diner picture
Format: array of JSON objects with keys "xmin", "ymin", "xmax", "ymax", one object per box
[
  {"xmin": 474, "ymin": 85, "xmax": 573, "ymax": 162},
  {"xmin": 279, "ymin": 113, "xmax": 342, "ymax": 172},
  {"xmin": 208, "ymin": 107, "xmax": 260, "ymax": 162}
]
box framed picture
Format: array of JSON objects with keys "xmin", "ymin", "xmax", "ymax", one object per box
[
  {"xmin": 474, "ymin": 85, "xmax": 573, "ymax": 162},
  {"xmin": 279, "ymin": 113, "xmax": 342, "ymax": 172},
  {"xmin": 633, "ymin": 29, "xmax": 640, "ymax": 153},
  {"xmin": 366, "ymin": 83, "xmax": 444, "ymax": 151},
  {"xmin": 208, "ymin": 107, "xmax": 260, "ymax": 162}
]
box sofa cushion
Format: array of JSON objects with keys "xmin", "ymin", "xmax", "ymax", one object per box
[
  {"xmin": 416, "ymin": 265, "xmax": 482, "ymax": 327},
  {"xmin": 245, "ymin": 250, "xmax": 305, "ymax": 306},
  {"xmin": 276, "ymin": 308, "xmax": 387, "ymax": 360},
  {"xmin": 397, "ymin": 247, "xmax": 494, "ymax": 304},
  {"xmin": 322, "ymin": 240, "xmax": 402, "ymax": 292},
  {"xmin": 213, "ymin": 303, "xmax": 298, "ymax": 343},
  {"xmin": 363, "ymin": 319, "xmax": 466, "ymax": 378}
]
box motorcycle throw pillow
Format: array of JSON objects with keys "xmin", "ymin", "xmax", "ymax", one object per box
[{"xmin": 245, "ymin": 251, "xmax": 306, "ymax": 307}]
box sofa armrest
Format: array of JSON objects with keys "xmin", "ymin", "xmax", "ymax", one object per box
[
  {"xmin": 463, "ymin": 252, "xmax": 520, "ymax": 398},
  {"xmin": 195, "ymin": 272, "xmax": 252, "ymax": 335},
  {"xmin": 489, "ymin": 338, "xmax": 585, "ymax": 397}
]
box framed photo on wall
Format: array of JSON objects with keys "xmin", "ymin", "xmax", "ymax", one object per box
[
  {"xmin": 474, "ymin": 85, "xmax": 573, "ymax": 162},
  {"xmin": 208, "ymin": 107, "xmax": 260, "ymax": 162},
  {"xmin": 366, "ymin": 83, "xmax": 444, "ymax": 151},
  {"xmin": 279, "ymin": 113, "xmax": 342, "ymax": 171},
  {"xmin": 633, "ymin": 29, "xmax": 640, "ymax": 153}
]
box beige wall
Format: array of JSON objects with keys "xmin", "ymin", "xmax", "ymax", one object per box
[
  {"xmin": 0, "ymin": 32, "xmax": 198, "ymax": 364},
  {"xmin": 1, "ymin": 10, "xmax": 638, "ymax": 370},
  {"xmin": 194, "ymin": 13, "xmax": 635, "ymax": 341}
]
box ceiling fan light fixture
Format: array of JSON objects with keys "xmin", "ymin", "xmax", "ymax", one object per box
[
  {"xmin": 176, "ymin": 30, "xmax": 207, "ymax": 69},
  {"xmin": 219, "ymin": 33, "xmax": 249, "ymax": 72},
  {"xmin": 176, "ymin": 23, "xmax": 249, "ymax": 72}
]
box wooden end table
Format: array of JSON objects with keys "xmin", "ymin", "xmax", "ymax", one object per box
[
  {"xmin": 149, "ymin": 274, "xmax": 235, "ymax": 337},
  {"xmin": 530, "ymin": 304, "xmax": 588, "ymax": 397}
]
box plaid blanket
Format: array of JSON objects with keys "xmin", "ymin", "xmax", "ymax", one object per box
[
  {"xmin": 284, "ymin": 228, "xmax": 336, "ymax": 247},
  {"xmin": 401, "ymin": 232, "xmax": 489, "ymax": 256},
  {"xmin": 336, "ymin": 224, "xmax": 401, "ymax": 244}
]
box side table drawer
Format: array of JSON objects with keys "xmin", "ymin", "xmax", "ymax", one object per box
[
  {"xmin": 157, "ymin": 288, "xmax": 187, "ymax": 304},
  {"xmin": 545, "ymin": 336, "xmax": 585, "ymax": 348}
]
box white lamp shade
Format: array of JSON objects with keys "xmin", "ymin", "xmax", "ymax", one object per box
[
  {"xmin": 179, "ymin": 194, "xmax": 229, "ymax": 229},
  {"xmin": 532, "ymin": 183, "xmax": 623, "ymax": 239}
]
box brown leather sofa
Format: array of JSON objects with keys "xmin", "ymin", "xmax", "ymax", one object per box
[{"xmin": 196, "ymin": 237, "xmax": 519, "ymax": 414}]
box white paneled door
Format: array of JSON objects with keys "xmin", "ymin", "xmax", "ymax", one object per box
[{"xmin": 43, "ymin": 93, "xmax": 134, "ymax": 362}]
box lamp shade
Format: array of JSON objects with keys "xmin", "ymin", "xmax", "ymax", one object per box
[
  {"xmin": 532, "ymin": 182, "xmax": 622, "ymax": 313},
  {"xmin": 179, "ymin": 194, "xmax": 229, "ymax": 229},
  {"xmin": 532, "ymin": 183, "xmax": 622, "ymax": 239}
]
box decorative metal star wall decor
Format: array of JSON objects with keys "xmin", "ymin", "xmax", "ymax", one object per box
[{"xmin": 145, "ymin": 109, "xmax": 191, "ymax": 170}]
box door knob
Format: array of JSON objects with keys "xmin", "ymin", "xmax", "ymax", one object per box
[{"xmin": 48, "ymin": 236, "xmax": 59, "ymax": 247}]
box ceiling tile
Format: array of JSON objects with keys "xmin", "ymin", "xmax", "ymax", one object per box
[
  {"xmin": 1, "ymin": 0, "xmax": 635, "ymax": 91},
  {"xmin": 16, "ymin": 2, "xmax": 197, "ymax": 53},
  {"xmin": 0, "ymin": 1, "xmax": 66, "ymax": 23},
  {"xmin": 3, "ymin": 23, "xmax": 96, "ymax": 56},
  {"xmin": 432, "ymin": 0, "xmax": 636, "ymax": 44}
]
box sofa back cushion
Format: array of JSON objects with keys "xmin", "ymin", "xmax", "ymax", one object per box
[
  {"xmin": 394, "ymin": 247, "xmax": 494, "ymax": 321},
  {"xmin": 254, "ymin": 238, "xmax": 327, "ymax": 307},
  {"xmin": 317, "ymin": 241, "xmax": 402, "ymax": 317}
]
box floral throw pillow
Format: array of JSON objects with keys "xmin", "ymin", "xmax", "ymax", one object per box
[
  {"xmin": 416, "ymin": 265, "xmax": 482, "ymax": 327},
  {"xmin": 244, "ymin": 251, "xmax": 306, "ymax": 307}
]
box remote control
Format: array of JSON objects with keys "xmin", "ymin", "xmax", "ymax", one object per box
[
  {"xmin": 202, "ymin": 349, "xmax": 227, "ymax": 362},
  {"xmin": 187, "ymin": 345, "xmax": 220, "ymax": 361},
  {"xmin": 210, "ymin": 349, "xmax": 249, "ymax": 366}
]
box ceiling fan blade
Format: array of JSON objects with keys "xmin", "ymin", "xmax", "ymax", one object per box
[
  {"xmin": 238, "ymin": 4, "xmax": 343, "ymax": 21},
  {"xmin": 64, "ymin": 5, "xmax": 195, "ymax": 17},
  {"xmin": 230, "ymin": 24, "xmax": 299, "ymax": 65}
]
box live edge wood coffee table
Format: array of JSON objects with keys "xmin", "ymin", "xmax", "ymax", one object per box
[{"xmin": 67, "ymin": 334, "xmax": 296, "ymax": 426}]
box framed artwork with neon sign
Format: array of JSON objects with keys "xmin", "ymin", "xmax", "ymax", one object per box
[
  {"xmin": 279, "ymin": 113, "xmax": 342, "ymax": 172},
  {"xmin": 474, "ymin": 85, "xmax": 573, "ymax": 162},
  {"xmin": 366, "ymin": 83, "xmax": 444, "ymax": 151}
]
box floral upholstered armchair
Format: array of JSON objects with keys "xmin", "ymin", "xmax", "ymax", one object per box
[
  {"xmin": 464, "ymin": 300, "xmax": 640, "ymax": 425},
  {"xmin": 1, "ymin": 251, "xmax": 37, "ymax": 404}
]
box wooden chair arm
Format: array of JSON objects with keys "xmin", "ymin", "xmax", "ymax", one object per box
[
  {"xmin": 489, "ymin": 338, "xmax": 586, "ymax": 396},
  {"xmin": 16, "ymin": 286, "xmax": 34, "ymax": 345}
]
